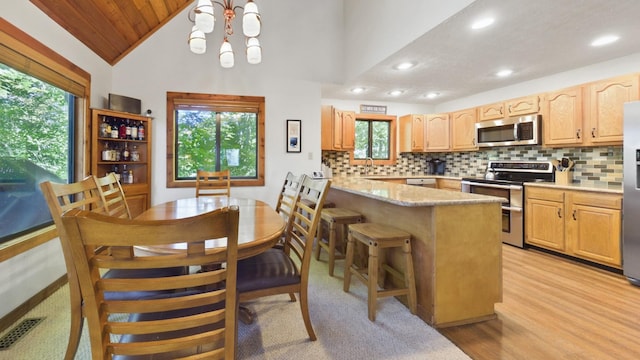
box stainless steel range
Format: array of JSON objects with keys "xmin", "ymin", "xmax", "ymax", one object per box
[{"xmin": 461, "ymin": 160, "xmax": 554, "ymax": 248}]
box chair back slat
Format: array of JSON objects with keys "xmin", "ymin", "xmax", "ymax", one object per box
[
  {"xmin": 195, "ymin": 169, "xmax": 231, "ymax": 197},
  {"xmin": 61, "ymin": 206, "xmax": 239, "ymax": 360}
]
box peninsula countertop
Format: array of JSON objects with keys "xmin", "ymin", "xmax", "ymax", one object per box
[{"xmin": 328, "ymin": 176, "xmax": 504, "ymax": 207}]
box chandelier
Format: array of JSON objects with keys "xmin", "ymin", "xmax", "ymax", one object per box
[{"xmin": 188, "ymin": 0, "xmax": 262, "ymax": 68}]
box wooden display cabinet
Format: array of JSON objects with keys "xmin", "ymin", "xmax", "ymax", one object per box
[{"xmin": 90, "ymin": 108, "xmax": 152, "ymax": 217}]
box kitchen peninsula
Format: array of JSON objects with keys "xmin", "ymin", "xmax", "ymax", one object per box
[{"xmin": 326, "ymin": 177, "xmax": 504, "ymax": 327}]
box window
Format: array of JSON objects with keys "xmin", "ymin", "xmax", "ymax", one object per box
[
  {"xmin": 351, "ymin": 114, "xmax": 396, "ymax": 166},
  {"xmin": 354, "ymin": 120, "xmax": 390, "ymax": 160},
  {"xmin": 167, "ymin": 92, "xmax": 265, "ymax": 187},
  {"xmin": 0, "ymin": 19, "xmax": 89, "ymax": 250}
]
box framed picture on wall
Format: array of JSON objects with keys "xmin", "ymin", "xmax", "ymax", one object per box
[{"xmin": 286, "ymin": 119, "xmax": 301, "ymax": 153}]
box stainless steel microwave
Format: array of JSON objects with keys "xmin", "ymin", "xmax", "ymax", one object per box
[{"xmin": 476, "ymin": 114, "xmax": 541, "ymax": 147}]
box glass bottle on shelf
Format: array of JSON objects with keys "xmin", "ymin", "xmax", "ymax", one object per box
[
  {"xmin": 131, "ymin": 120, "xmax": 138, "ymax": 140},
  {"xmin": 112, "ymin": 165, "xmax": 120, "ymax": 182},
  {"xmin": 130, "ymin": 145, "xmax": 140, "ymax": 162},
  {"xmin": 114, "ymin": 144, "xmax": 121, "ymax": 161},
  {"xmin": 138, "ymin": 121, "xmax": 145, "ymax": 141},
  {"xmin": 110, "ymin": 118, "xmax": 119, "ymax": 138},
  {"xmin": 122, "ymin": 142, "xmax": 130, "ymax": 161},
  {"xmin": 125, "ymin": 119, "xmax": 132, "ymax": 139},
  {"xmin": 102, "ymin": 142, "xmax": 111, "ymax": 161},
  {"xmin": 128, "ymin": 170, "xmax": 134, "ymax": 184},
  {"xmin": 118, "ymin": 119, "xmax": 127, "ymax": 139},
  {"xmin": 99, "ymin": 117, "xmax": 109, "ymax": 138}
]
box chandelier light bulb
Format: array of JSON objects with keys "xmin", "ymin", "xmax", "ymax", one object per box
[
  {"xmin": 246, "ymin": 37, "xmax": 262, "ymax": 64},
  {"xmin": 219, "ymin": 38, "xmax": 235, "ymax": 68},
  {"xmin": 189, "ymin": 25, "xmax": 206, "ymax": 54},
  {"xmin": 242, "ymin": 1, "xmax": 261, "ymax": 37},
  {"xmin": 195, "ymin": 0, "xmax": 215, "ymax": 33}
]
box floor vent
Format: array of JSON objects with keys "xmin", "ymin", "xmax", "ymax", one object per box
[{"xmin": 0, "ymin": 317, "xmax": 45, "ymax": 350}]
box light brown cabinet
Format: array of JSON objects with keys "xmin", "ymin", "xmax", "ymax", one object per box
[
  {"xmin": 478, "ymin": 95, "xmax": 540, "ymax": 121},
  {"xmin": 525, "ymin": 186, "xmax": 621, "ymax": 268},
  {"xmin": 90, "ymin": 108, "xmax": 152, "ymax": 217},
  {"xmin": 436, "ymin": 178, "xmax": 461, "ymax": 191},
  {"xmin": 450, "ymin": 108, "xmax": 478, "ymax": 151},
  {"xmin": 321, "ymin": 105, "xmax": 355, "ymax": 151},
  {"xmin": 398, "ymin": 114, "xmax": 425, "ymax": 152},
  {"xmin": 542, "ymin": 86, "xmax": 584, "ymax": 146},
  {"xmin": 584, "ymin": 74, "xmax": 639, "ymax": 145},
  {"xmin": 425, "ymin": 113, "xmax": 450, "ymax": 151}
]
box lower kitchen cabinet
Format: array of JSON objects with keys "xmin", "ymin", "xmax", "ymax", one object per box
[
  {"xmin": 525, "ymin": 186, "xmax": 622, "ymax": 268},
  {"xmin": 437, "ymin": 178, "xmax": 461, "ymax": 191}
]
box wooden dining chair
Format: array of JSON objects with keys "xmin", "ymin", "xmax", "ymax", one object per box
[
  {"xmin": 275, "ymin": 172, "xmax": 301, "ymax": 223},
  {"xmin": 195, "ymin": 169, "xmax": 231, "ymax": 197},
  {"xmin": 95, "ymin": 172, "xmax": 131, "ymax": 219},
  {"xmin": 40, "ymin": 176, "xmax": 184, "ymax": 360},
  {"xmin": 236, "ymin": 175, "xmax": 331, "ymax": 341},
  {"xmin": 61, "ymin": 206, "xmax": 240, "ymax": 360}
]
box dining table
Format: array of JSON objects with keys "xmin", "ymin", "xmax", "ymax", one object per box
[
  {"xmin": 134, "ymin": 196, "xmax": 286, "ymax": 324},
  {"xmin": 134, "ymin": 196, "xmax": 286, "ymax": 259}
]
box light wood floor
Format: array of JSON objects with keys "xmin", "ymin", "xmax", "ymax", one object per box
[{"xmin": 439, "ymin": 245, "xmax": 640, "ymax": 360}]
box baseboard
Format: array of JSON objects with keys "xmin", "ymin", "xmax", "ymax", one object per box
[{"xmin": 0, "ymin": 275, "xmax": 67, "ymax": 333}]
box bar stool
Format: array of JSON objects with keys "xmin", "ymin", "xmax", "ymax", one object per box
[
  {"xmin": 343, "ymin": 223, "xmax": 417, "ymax": 321},
  {"xmin": 315, "ymin": 208, "xmax": 363, "ymax": 276}
]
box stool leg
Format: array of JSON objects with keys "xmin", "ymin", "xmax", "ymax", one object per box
[
  {"xmin": 403, "ymin": 239, "xmax": 418, "ymax": 315},
  {"xmin": 343, "ymin": 231, "xmax": 355, "ymax": 292},
  {"xmin": 368, "ymin": 240, "xmax": 379, "ymax": 322},
  {"xmin": 315, "ymin": 218, "xmax": 324, "ymax": 261},
  {"xmin": 327, "ymin": 221, "xmax": 337, "ymax": 276}
]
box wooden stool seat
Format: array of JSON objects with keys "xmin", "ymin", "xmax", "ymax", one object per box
[
  {"xmin": 315, "ymin": 208, "xmax": 363, "ymax": 276},
  {"xmin": 343, "ymin": 223, "xmax": 417, "ymax": 321}
]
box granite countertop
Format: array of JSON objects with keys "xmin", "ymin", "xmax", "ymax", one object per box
[
  {"xmin": 328, "ymin": 176, "xmax": 504, "ymax": 207},
  {"xmin": 524, "ymin": 181, "xmax": 623, "ymax": 194}
]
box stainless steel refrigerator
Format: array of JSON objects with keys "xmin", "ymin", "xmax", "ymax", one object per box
[{"xmin": 623, "ymin": 101, "xmax": 640, "ymax": 285}]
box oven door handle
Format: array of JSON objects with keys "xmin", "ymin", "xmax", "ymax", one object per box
[
  {"xmin": 502, "ymin": 206, "xmax": 522, "ymax": 212},
  {"xmin": 461, "ymin": 180, "xmax": 523, "ymax": 191}
]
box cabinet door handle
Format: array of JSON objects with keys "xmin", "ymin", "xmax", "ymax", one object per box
[
  {"xmin": 572, "ymin": 210, "xmax": 577, "ymax": 220},
  {"xmin": 591, "ymin": 127, "xmax": 596, "ymax": 138},
  {"xmin": 576, "ymin": 129, "xmax": 581, "ymax": 139},
  {"xmin": 557, "ymin": 208, "xmax": 562, "ymax": 218}
]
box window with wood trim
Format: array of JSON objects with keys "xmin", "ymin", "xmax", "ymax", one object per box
[
  {"xmin": 166, "ymin": 92, "xmax": 265, "ymax": 188},
  {"xmin": 0, "ymin": 18, "xmax": 90, "ymax": 253},
  {"xmin": 350, "ymin": 114, "xmax": 397, "ymax": 166}
]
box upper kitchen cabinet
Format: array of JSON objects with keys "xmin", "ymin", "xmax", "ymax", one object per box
[
  {"xmin": 425, "ymin": 113, "xmax": 450, "ymax": 151},
  {"xmin": 398, "ymin": 114, "xmax": 425, "ymax": 152},
  {"xmin": 321, "ymin": 105, "xmax": 355, "ymax": 151},
  {"xmin": 450, "ymin": 108, "xmax": 478, "ymax": 151},
  {"xmin": 478, "ymin": 95, "xmax": 540, "ymax": 121},
  {"xmin": 584, "ymin": 74, "xmax": 640, "ymax": 146},
  {"xmin": 542, "ymin": 86, "xmax": 584, "ymax": 147}
]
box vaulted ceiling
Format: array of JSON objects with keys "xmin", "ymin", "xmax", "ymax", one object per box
[{"xmin": 30, "ymin": 0, "xmax": 192, "ymax": 65}]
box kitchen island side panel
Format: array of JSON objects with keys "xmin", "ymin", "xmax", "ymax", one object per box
[{"xmin": 326, "ymin": 187, "xmax": 502, "ymax": 327}]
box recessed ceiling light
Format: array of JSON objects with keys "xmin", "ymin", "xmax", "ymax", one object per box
[
  {"xmin": 388, "ymin": 90, "xmax": 404, "ymax": 96},
  {"xmin": 351, "ymin": 87, "xmax": 365, "ymax": 94},
  {"xmin": 496, "ymin": 69, "xmax": 513, "ymax": 78},
  {"xmin": 394, "ymin": 62, "xmax": 415, "ymax": 71},
  {"xmin": 591, "ymin": 35, "xmax": 620, "ymax": 47},
  {"xmin": 426, "ymin": 92, "xmax": 440, "ymax": 99},
  {"xmin": 471, "ymin": 17, "xmax": 495, "ymax": 30}
]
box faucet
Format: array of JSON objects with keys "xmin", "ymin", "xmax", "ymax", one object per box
[{"xmin": 364, "ymin": 157, "xmax": 374, "ymax": 174}]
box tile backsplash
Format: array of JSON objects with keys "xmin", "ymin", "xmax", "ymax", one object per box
[{"xmin": 322, "ymin": 145, "xmax": 622, "ymax": 187}]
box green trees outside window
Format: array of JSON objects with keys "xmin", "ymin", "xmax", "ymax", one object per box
[
  {"xmin": 0, "ymin": 63, "xmax": 73, "ymax": 242},
  {"xmin": 354, "ymin": 119, "xmax": 390, "ymax": 160}
]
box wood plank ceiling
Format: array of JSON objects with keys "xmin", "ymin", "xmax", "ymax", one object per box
[{"xmin": 29, "ymin": 0, "xmax": 193, "ymax": 65}]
